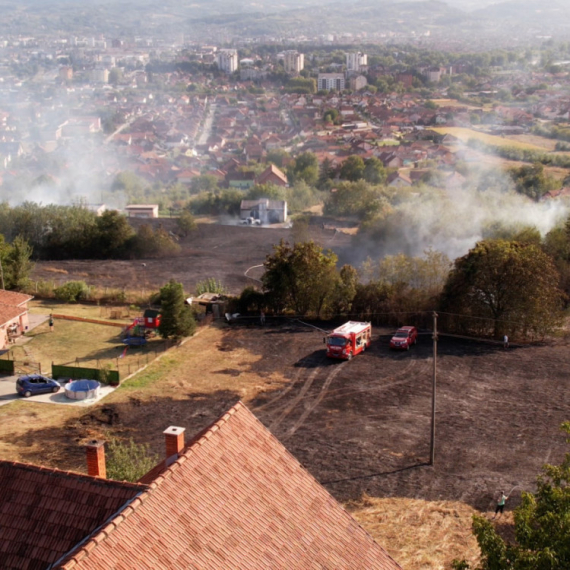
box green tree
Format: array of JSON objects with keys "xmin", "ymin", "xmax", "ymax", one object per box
[
  {"xmin": 454, "ymin": 423, "xmax": 570, "ymax": 570},
  {"xmin": 176, "ymin": 211, "xmax": 197, "ymax": 237},
  {"xmin": 5, "ymin": 235, "xmax": 33, "ymax": 289},
  {"xmin": 287, "ymin": 152, "xmax": 319, "ymax": 186},
  {"xmin": 158, "ymin": 279, "xmax": 196, "ymax": 339},
  {"xmin": 95, "ymin": 210, "xmax": 134, "ymax": 258},
  {"xmin": 106, "ymin": 437, "xmax": 159, "ymax": 482},
  {"xmin": 330, "ymin": 264, "xmax": 358, "ymax": 315},
  {"xmin": 262, "ymin": 240, "xmax": 338, "ymax": 316},
  {"xmin": 317, "ymin": 157, "xmax": 335, "ymax": 189},
  {"xmin": 440, "ymin": 240, "xmax": 564, "ymax": 338},
  {"xmin": 363, "ymin": 157, "xmax": 387, "ymax": 185},
  {"xmin": 340, "ymin": 155, "xmax": 365, "ymax": 181},
  {"xmin": 190, "ymin": 174, "xmax": 219, "ymax": 195}
]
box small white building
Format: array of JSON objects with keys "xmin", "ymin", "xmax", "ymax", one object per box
[
  {"xmin": 240, "ymin": 199, "xmax": 287, "ymax": 224},
  {"xmin": 125, "ymin": 204, "xmax": 159, "ymax": 218}
]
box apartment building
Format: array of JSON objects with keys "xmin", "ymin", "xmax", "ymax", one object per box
[
  {"xmin": 346, "ymin": 51, "xmax": 367, "ymax": 72},
  {"xmin": 283, "ymin": 50, "xmax": 304, "ymax": 75},
  {"xmin": 318, "ymin": 72, "xmax": 345, "ymax": 91},
  {"xmin": 216, "ymin": 49, "xmax": 238, "ymax": 73}
]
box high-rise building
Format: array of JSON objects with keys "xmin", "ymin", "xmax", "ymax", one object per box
[
  {"xmin": 346, "ymin": 52, "xmax": 368, "ymax": 72},
  {"xmin": 216, "ymin": 49, "xmax": 238, "ymax": 74},
  {"xmin": 283, "ymin": 50, "xmax": 304, "ymax": 75}
]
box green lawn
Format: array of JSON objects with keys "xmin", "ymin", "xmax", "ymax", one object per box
[
  {"xmin": 29, "ymin": 299, "xmax": 135, "ymax": 325},
  {"xmin": 8, "ymin": 316, "xmax": 167, "ymax": 376}
]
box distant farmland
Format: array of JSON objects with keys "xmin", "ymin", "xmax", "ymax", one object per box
[{"xmin": 432, "ymin": 127, "xmax": 549, "ymax": 151}]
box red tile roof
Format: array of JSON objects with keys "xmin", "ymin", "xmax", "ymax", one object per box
[
  {"xmin": 59, "ymin": 403, "xmax": 401, "ymax": 570},
  {"xmin": 0, "ymin": 303, "xmax": 27, "ymax": 326},
  {"xmin": 0, "ymin": 290, "xmax": 32, "ymax": 307},
  {"xmin": 0, "ymin": 461, "xmax": 145, "ymax": 570}
]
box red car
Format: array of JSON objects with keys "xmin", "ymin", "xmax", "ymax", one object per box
[{"xmin": 389, "ymin": 326, "xmax": 418, "ymax": 350}]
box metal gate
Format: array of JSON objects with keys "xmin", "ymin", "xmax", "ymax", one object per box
[{"xmin": 13, "ymin": 360, "xmax": 42, "ymax": 375}]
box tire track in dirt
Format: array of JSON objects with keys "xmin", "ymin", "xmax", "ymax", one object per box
[
  {"xmin": 254, "ymin": 354, "xmax": 326, "ymax": 414},
  {"xmin": 282, "ymin": 361, "xmax": 348, "ymax": 440},
  {"xmin": 268, "ymin": 362, "xmax": 325, "ymax": 432}
]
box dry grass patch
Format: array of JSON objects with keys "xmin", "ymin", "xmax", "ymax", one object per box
[
  {"xmin": 433, "ymin": 127, "xmax": 545, "ymax": 151},
  {"xmin": 349, "ymin": 496, "xmax": 481, "ymax": 570}
]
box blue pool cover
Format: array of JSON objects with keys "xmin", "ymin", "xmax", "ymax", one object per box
[{"xmin": 67, "ymin": 380, "xmax": 100, "ymax": 391}]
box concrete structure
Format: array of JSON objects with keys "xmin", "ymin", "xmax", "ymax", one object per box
[
  {"xmin": 283, "ymin": 50, "xmax": 304, "ymax": 75},
  {"xmin": 90, "ymin": 68, "xmax": 109, "ymax": 83},
  {"xmin": 349, "ymin": 75, "xmax": 368, "ymax": 91},
  {"xmin": 240, "ymin": 198, "xmax": 288, "ymax": 224},
  {"xmin": 125, "ymin": 204, "xmax": 159, "ymax": 218},
  {"xmin": 216, "ymin": 49, "xmax": 238, "ymax": 74},
  {"xmin": 318, "ymin": 73, "xmax": 345, "ymax": 91},
  {"xmin": 346, "ymin": 51, "xmax": 367, "ymax": 72}
]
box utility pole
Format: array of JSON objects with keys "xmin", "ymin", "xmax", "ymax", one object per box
[
  {"xmin": 430, "ymin": 311, "xmax": 438, "ymax": 466},
  {"xmin": 0, "ymin": 257, "xmax": 5, "ymax": 290}
]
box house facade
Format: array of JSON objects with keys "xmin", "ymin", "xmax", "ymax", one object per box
[
  {"xmin": 0, "ymin": 290, "xmax": 33, "ymax": 349},
  {"xmin": 240, "ymin": 198, "xmax": 288, "ymax": 224}
]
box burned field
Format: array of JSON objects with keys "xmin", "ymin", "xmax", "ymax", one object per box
[
  {"xmin": 31, "ymin": 221, "xmax": 352, "ymax": 294},
  {"xmin": 225, "ymin": 322, "xmax": 570, "ymax": 510}
]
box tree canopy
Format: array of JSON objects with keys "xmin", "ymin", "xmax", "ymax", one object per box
[
  {"xmin": 262, "ymin": 240, "xmax": 339, "ymax": 316},
  {"xmin": 158, "ymin": 279, "xmax": 196, "ymax": 339},
  {"xmin": 440, "ymin": 240, "xmax": 564, "ymax": 338}
]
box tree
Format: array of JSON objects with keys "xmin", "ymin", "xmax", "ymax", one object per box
[
  {"xmin": 5, "ymin": 235, "xmax": 33, "ymax": 289},
  {"xmin": 106, "ymin": 438, "xmax": 159, "ymax": 482},
  {"xmin": 317, "ymin": 157, "xmax": 335, "ymax": 189},
  {"xmin": 330, "ymin": 264, "xmax": 358, "ymax": 315},
  {"xmin": 363, "ymin": 157, "xmax": 387, "ymax": 185},
  {"xmin": 176, "ymin": 212, "xmax": 197, "ymax": 237},
  {"xmin": 287, "ymin": 152, "xmax": 319, "ymax": 186},
  {"xmin": 262, "ymin": 240, "xmax": 338, "ymax": 316},
  {"xmin": 158, "ymin": 279, "xmax": 196, "ymax": 339},
  {"xmin": 95, "ymin": 210, "xmax": 134, "ymax": 258},
  {"xmin": 339, "ymin": 155, "xmax": 365, "ymax": 181},
  {"xmin": 190, "ymin": 174, "xmax": 219, "ymax": 194},
  {"xmin": 454, "ymin": 423, "xmax": 570, "ymax": 570},
  {"xmin": 440, "ymin": 240, "xmax": 564, "ymax": 338}
]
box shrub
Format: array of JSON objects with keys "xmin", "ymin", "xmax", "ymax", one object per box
[
  {"xmin": 54, "ymin": 281, "xmax": 89, "ymax": 303},
  {"xmin": 106, "ymin": 437, "xmax": 159, "ymax": 482},
  {"xmin": 195, "ymin": 278, "xmax": 227, "ymax": 295}
]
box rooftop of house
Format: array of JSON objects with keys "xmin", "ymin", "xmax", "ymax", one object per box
[
  {"xmin": 58, "ymin": 402, "xmax": 401, "ymax": 570},
  {"xmin": 0, "ymin": 461, "xmax": 145, "ymax": 570},
  {"xmin": 0, "ymin": 289, "xmax": 33, "ymax": 307}
]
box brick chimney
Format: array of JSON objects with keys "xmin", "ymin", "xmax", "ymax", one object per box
[
  {"xmin": 85, "ymin": 440, "xmax": 106, "ymax": 478},
  {"xmin": 164, "ymin": 426, "xmax": 185, "ymax": 466}
]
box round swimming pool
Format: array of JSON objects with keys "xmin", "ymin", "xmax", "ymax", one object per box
[{"xmin": 65, "ymin": 379, "xmax": 101, "ymax": 400}]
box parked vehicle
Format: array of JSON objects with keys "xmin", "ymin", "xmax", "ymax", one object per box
[
  {"xmin": 325, "ymin": 321, "xmax": 371, "ymax": 360},
  {"xmin": 16, "ymin": 374, "xmax": 61, "ymax": 398},
  {"xmin": 389, "ymin": 326, "xmax": 418, "ymax": 350}
]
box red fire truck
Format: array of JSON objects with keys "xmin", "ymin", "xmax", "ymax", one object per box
[{"xmin": 325, "ymin": 321, "xmax": 372, "ymax": 360}]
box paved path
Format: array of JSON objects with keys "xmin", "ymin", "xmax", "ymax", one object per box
[{"xmin": 0, "ymin": 376, "xmax": 116, "ymax": 407}]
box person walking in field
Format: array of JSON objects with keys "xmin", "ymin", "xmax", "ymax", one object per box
[
  {"xmin": 493, "ymin": 491, "xmax": 509, "ymax": 519},
  {"xmin": 49, "ymin": 314, "xmax": 54, "ymax": 332},
  {"xmin": 260, "ymin": 311, "xmax": 265, "ymax": 326},
  {"xmin": 503, "ymin": 334, "xmax": 509, "ymax": 349}
]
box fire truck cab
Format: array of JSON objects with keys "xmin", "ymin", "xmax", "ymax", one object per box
[{"xmin": 325, "ymin": 321, "xmax": 371, "ymax": 360}]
